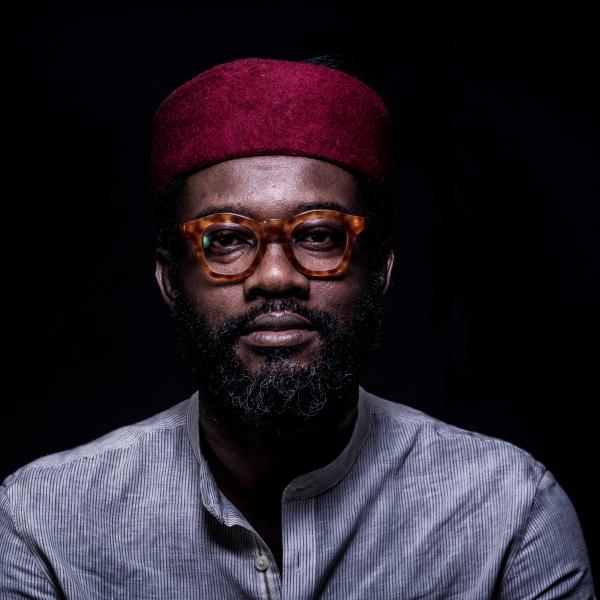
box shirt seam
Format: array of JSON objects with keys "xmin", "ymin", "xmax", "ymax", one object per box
[
  {"xmin": 371, "ymin": 400, "xmax": 540, "ymax": 456},
  {"xmin": 498, "ymin": 465, "xmax": 548, "ymax": 580},
  {"xmin": 1, "ymin": 484, "xmax": 63, "ymax": 597},
  {"xmin": 3, "ymin": 422, "xmax": 187, "ymax": 488},
  {"xmin": 372, "ymin": 406, "xmax": 546, "ymax": 492},
  {"xmin": 434, "ymin": 424, "xmax": 537, "ymax": 451}
]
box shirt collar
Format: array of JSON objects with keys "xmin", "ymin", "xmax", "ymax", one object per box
[{"xmin": 185, "ymin": 384, "xmax": 372, "ymax": 525}]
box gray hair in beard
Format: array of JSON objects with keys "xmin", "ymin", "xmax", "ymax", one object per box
[{"xmin": 168, "ymin": 264, "xmax": 387, "ymax": 440}]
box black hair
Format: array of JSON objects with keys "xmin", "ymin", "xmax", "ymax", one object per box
[{"xmin": 154, "ymin": 54, "xmax": 393, "ymax": 262}]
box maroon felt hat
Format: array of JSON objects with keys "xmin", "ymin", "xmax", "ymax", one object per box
[{"xmin": 150, "ymin": 57, "xmax": 393, "ymax": 198}]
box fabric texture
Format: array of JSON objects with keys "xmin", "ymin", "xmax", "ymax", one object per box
[
  {"xmin": 1, "ymin": 385, "xmax": 595, "ymax": 599},
  {"xmin": 150, "ymin": 57, "xmax": 393, "ymax": 198}
]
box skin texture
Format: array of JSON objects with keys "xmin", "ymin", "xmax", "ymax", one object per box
[{"xmin": 155, "ymin": 155, "xmax": 394, "ymax": 571}]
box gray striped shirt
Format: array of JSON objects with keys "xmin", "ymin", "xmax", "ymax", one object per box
[{"xmin": 1, "ymin": 385, "xmax": 595, "ymax": 599}]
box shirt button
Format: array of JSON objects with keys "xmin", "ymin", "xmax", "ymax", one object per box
[{"xmin": 255, "ymin": 555, "xmax": 269, "ymax": 571}]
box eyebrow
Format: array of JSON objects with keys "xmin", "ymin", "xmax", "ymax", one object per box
[{"xmin": 190, "ymin": 200, "xmax": 353, "ymax": 221}]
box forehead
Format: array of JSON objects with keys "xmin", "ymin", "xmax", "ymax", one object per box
[{"xmin": 177, "ymin": 155, "xmax": 364, "ymax": 221}]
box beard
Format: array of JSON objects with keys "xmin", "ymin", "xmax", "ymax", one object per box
[{"xmin": 168, "ymin": 262, "xmax": 387, "ymax": 442}]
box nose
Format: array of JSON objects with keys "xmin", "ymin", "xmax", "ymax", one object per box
[{"xmin": 242, "ymin": 241, "xmax": 309, "ymax": 298}]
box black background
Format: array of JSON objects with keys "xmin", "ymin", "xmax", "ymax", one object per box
[{"xmin": 3, "ymin": 1, "xmax": 598, "ymax": 584}]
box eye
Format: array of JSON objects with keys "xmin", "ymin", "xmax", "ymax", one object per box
[
  {"xmin": 205, "ymin": 232, "xmax": 243, "ymax": 248},
  {"xmin": 202, "ymin": 227, "xmax": 255, "ymax": 254},
  {"xmin": 293, "ymin": 226, "xmax": 346, "ymax": 250},
  {"xmin": 303, "ymin": 230, "xmax": 329, "ymax": 243}
]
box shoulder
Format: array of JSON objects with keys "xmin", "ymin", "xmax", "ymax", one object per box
[
  {"xmin": 360, "ymin": 386, "xmax": 548, "ymax": 503},
  {"xmin": 358, "ymin": 390, "xmax": 595, "ymax": 595},
  {"xmin": 1, "ymin": 394, "xmax": 193, "ymax": 494}
]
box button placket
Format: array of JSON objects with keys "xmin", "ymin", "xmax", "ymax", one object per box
[
  {"xmin": 253, "ymin": 534, "xmax": 281, "ymax": 600},
  {"xmin": 281, "ymin": 496, "xmax": 317, "ymax": 599}
]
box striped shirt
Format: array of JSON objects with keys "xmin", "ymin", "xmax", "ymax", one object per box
[{"xmin": 1, "ymin": 385, "xmax": 595, "ymax": 599}]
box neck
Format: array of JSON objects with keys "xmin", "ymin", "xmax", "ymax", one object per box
[{"xmin": 197, "ymin": 383, "xmax": 360, "ymax": 503}]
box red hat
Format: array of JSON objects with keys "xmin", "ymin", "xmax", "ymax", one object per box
[{"xmin": 150, "ymin": 57, "xmax": 393, "ymax": 198}]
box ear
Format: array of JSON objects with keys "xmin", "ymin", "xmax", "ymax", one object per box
[
  {"xmin": 155, "ymin": 246, "xmax": 178, "ymax": 309},
  {"xmin": 382, "ymin": 245, "xmax": 395, "ymax": 296}
]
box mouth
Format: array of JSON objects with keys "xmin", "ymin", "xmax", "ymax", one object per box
[
  {"xmin": 240, "ymin": 328, "xmax": 318, "ymax": 348},
  {"xmin": 239, "ymin": 312, "xmax": 318, "ymax": 348}
]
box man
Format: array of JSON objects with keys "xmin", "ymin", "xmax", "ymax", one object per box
[{"xmin": 1, "ymin": 56, "xmax": 595, "ymax": 599}]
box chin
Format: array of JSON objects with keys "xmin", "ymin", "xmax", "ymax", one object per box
[{"xmin": 236, "ymin": 338, "xmax": 320, "ymax": 369}]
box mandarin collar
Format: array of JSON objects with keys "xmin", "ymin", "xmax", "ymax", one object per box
[{"xmin": 185, "ymin": 384, "xmax": 372, "ymax": 525}]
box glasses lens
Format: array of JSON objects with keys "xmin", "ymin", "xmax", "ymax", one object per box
[
  {"xmin": 291, "ymin": 216, "xmax": 348, "ymax": 271},
  {"xmin": 202, "ymin": 223, "xmax": 258, "ymax": 275}
]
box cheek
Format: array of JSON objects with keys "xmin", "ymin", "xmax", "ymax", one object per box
[
  {"xmin": 176, "ymin": 256, "xmax": 244, "ymax": 324},
  {"xmin": 310, "ymin": 268, "xmax": 370, "ymax": 318}
]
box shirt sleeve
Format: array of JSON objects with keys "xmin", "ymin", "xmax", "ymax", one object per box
[
  {"xmin": 498, "ymin": 467, "xmax": 596, "ymax": 599},
  {"xmin": 0, "ymin": 483, "xmax": 61, "ymax": 600}
]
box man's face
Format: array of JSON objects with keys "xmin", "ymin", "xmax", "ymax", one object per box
[{"xmin": 155, "ymin": 156, "xmax": 394, "ymax": 440}]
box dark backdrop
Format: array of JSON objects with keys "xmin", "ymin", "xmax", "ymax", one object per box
[{"xmin": 3, "ymin": 2, "xmax": 598, "ymax": 582}]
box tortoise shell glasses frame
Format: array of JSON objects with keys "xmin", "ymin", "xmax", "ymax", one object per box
[{"xmin": 172, "ymin": 209, "xmax": 370, "ymax": 282}]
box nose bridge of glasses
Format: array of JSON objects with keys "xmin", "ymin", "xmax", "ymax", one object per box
[
  {"xmin": 251, "ymin": 218, "xmax": 301, "ymax": 278},
  {"xmin": 259, "ymin": 218, "xmax": 288, "ymax": 242}
]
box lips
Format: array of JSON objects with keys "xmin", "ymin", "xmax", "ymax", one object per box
[{"xmin": 240, "ymin": 312, "xmax": 317, "ymax": 348}]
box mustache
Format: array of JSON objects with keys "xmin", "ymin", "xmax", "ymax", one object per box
[{"xmin": 214, "ymin": 297, "xmax": 335, "ymax": 345}]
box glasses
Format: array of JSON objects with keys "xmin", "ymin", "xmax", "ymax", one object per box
[{"xmin": 174, "ymin": 209, "xmax": 369, "ymax": 282}]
